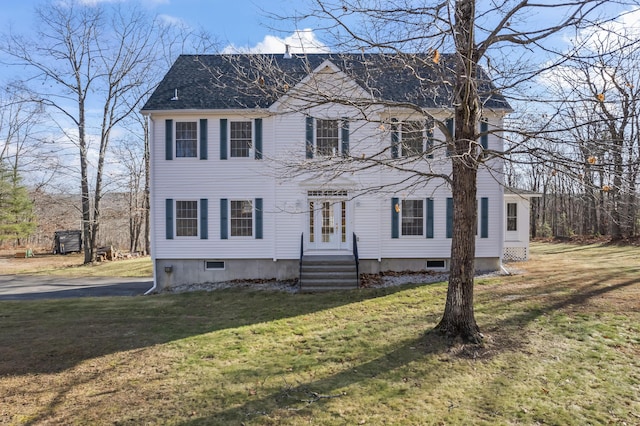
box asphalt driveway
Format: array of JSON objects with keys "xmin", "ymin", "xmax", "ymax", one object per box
[{"xmin": 0, "ymin": 275, "xmax": 153, "ymax": 300}]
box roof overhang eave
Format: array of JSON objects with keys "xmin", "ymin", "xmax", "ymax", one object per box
[{"xmin": 140, "ymin": 107, "xmax": 271, "ymax": 116}]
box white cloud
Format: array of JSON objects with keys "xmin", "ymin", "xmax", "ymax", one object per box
[
  {"xmin": 222, "ymin": 29, "xmax": 330, "ymax": 54},
  {"xmin": 565, "ymin": 7, "xmax": 640, "ymax": 50},
  {"xmin": 77, "ymin": 0, "xmax": 124, "ymax": 5},
  {"xmin": 539, "ymin": 7, "xmax": 640, "ymax": 92},
  {"xmin": 75, "ymin": 0, "xmax": 168, "ymax": 7},
  {"xmin": 157, "ymin": 13, "xmax": 187, "ymax": 27}
]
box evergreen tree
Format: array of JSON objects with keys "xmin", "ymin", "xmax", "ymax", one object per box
[{"xmin": 0, "ymin": 162, "xmax": 36, "ymax": 245}]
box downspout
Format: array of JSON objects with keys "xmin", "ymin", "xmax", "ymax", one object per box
[
  {"xmin": 145, "ymin": 261, "xmax": 158, "ymax": 295},
  {"xmin": 500, "ymin": 262, "xmax": 511, "ymax": 276},
  {"xmin": 144, "ymin": 113, "xmax": 158, "ymax": 295}
]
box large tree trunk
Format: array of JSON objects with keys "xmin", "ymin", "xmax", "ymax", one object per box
[
  {"xmin": 79, "ymin": 105, "xmax": 93, "ymax": 264},
  {"xmin": 143, "ymin": 116, "xmax": 151, "ymax": 256},
  {"xmin": 435, "ymin": 0, "xmax": 482, "ymax": 343},
  {"xmin": 436, "ymin": 158, "xmax": 481, "ymax": 342}
]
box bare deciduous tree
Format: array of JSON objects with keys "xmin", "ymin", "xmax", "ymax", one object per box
[
  {"xmin": 223, "ymin": 0, "xmax": 638, "ymax": 342},
  {"xmin": 1, "ymin": 0, "xmax": 168, "ymax": 262}
]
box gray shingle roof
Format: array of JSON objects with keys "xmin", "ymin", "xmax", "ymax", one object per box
[{"xmin": 141, "ymin": 53, "xmax": 511, "ymax": 112}]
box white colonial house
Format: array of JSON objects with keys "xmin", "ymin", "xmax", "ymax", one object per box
[{"xmin": 141, "ymin": 53, "xmax": 532, "ymax": 292}]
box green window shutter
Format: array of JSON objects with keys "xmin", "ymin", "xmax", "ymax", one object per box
[
  {"xmin": 426, "ymin": 198, "xmax": 434, "ymax": 239},
  {"xmin": 341, "ymin": 118, "xmax": 349, "ymax": 157},
  {"xmin": 220, "ymin": 119, "xmax": 228, "ymax": 160},
  {"xmin": 480, "ymin": 120, "xmax": 488, "ymax": 150},
  {"xmin": 481, "ymin": 197, "xmax": 489, "ymax": 238},
  {"xmin": 165, "ymin": 198, "xmax": 174, "ymax": 239},
  {"xmin": 200, "ymin": 198, "xmax": 208, "ymax": 239},
  {"xmin": 255, "ymin": 198, "xmax": 263, "ymax": 239},
  {"xmin": 446, "ymin": 118, "xmax": 454, "ymax": 157},
  {"xmin": 305, "ymin": 116, "xmax": 314, "ymax": 159},
  {"xmin": 446, "ymin": 118, "xmax": 454, "ymax": 137},
  {"xmin": 220, "ymin": 198, "xmax": 228, "ymax": 239},
  {"xmin": 391, "ymin": 118, "xmax": 399, "ymax": 158},
  {"xmin": 254, "ymin": 118, "xmax": 263, "ymax": 160},
  {"xmin": 199, "ymin": 119, "xmax": 208, "ymax": 160},
  {"xmin": 426, "ymin": 123, "xmax": 434, "ymax": 159},
  {"xmin": 446, "ymin": 197, "xmax": 453, "ymax": 238},
  {"xmin": 391, "ymin": 197, "xmax": 399, "ymax": 239},
  {"xmin": 165, "ymin": 119, "xmax": 173, "ymax": 160}
]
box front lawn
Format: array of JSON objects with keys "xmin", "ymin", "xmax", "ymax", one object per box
[{"xmin": 1, "ymin": 242, "xmax": 638, "ymax": 425}]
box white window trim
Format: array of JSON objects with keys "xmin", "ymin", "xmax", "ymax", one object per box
[
  {"xmin": 314, "ymin": 118, "xmax": 342, "ymax": 157},
  {"xmin": 228, "ymin": 120, "xmax": 254, "ymax": 159},
  {"xmin": 229, "ymin": 199, "xmax": 254, "ymax": 238},
  {"xmin": 400, "ymin": 198, "xmax": 425, "ymax": 237},
  {"xmin": 400, "ymin": 121, "xmax": 425, "ymax": 157},
  {"xmin": 175, "ymin": 199, "xmax": 199, "ymax": 238},
  {"xmin": 175, "ymin": 121, "xmax": 199, "ymax": 159},
  {"xmin": 507, "ymin": 202, "xmax": 518, "ymax": 232}
]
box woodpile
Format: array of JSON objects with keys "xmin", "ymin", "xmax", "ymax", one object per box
[
  {"xmin": 96, "ymin": 246, "xmax": 122, "ymax": 262},
  {"xmin": 14, "ymin": 249, "xmax": 34, "ymax": 259}
]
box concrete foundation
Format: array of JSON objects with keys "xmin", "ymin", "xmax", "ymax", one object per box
[
  {"xmin": 153, "ymin": 256, "xmax": 501, "ymax": 291},
  {"xmin": 359, "ymin": 257, "xmax": 500, "ymax": 274}
]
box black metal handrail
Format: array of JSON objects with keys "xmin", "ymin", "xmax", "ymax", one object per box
[
  {"xmin": 352, "ymin": 232, "xmax": 360, "ymax": 287},
  {"xmin": 299, "ymin": 232, "xmax": 304, "ymax": 287}
]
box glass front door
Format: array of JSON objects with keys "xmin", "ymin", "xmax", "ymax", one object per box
[{"xmin": 308, "ymin": 199, "xmax": 348, "ymax": 250}]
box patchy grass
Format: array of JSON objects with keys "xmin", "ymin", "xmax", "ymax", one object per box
[
  {"xmin": 0, "ymin": 251, "xmax": 152, "ymax": 277},
  {"xmin": 1, "ymin": 242, "xmax": 639, "ymax": 425}
]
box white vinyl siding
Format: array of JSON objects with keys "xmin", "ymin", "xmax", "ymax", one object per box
[{"xmin": 150, "ymin": 106, "xmax": 505, "ymax": 261}]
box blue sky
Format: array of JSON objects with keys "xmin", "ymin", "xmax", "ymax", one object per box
[{"xmin": 2, "ymin": 0, "xmax": 310, "ymax": 54}]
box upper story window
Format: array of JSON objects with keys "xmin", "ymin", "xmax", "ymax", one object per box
[
  {"xmin": 176, "ymin": 122, "xmax": 198, "ymax": 158},
  {"xmin": 390, "ymin": 118, "xmax": 433, "ymax": 159},
  {"xmin": 220, "ymin": 118, "xmax": 262, "ymax": 160},
  {"xmin": 306, "ymin": 117, "xmax": 349, "ymax": 159},
  {"xmin": 316, "ymin": 119, "xmax": 339, "ymax": 156},
  {"xmin": 507, "ymin": 202, "xmax": 518, "ymax": 231},
  {"xmin": 230, "ymin": 121, "xmax": 252, "ymax": 158},
  {"xmin": 176, "ymin": 200, "xmax": 198, "ymax": 237},
  {"xmin": 401, "ymin": 121, "xmax": 424, "ymax": 157}
]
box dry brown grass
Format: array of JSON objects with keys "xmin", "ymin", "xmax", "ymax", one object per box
[
  {"xmin": 0, "ymin": 249, "xmax": 152, "ymax": 277},
  {"xmin": 0, "ymin": 250, "xmax": 84, "ymax": 274}
]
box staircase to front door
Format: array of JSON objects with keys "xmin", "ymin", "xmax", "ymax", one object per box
[{"xmin": 299, "ymin": 254, "xmax": 359, "ymax": 291}]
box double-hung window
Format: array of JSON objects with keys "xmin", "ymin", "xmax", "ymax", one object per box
[
  {"xmin": 220, "ymin": 198, "xmax": 262, "ymax": 239},
  {"xmin": 176, "ymin": 122, "xmax": 198, "ymax": 158},
  {"xmin": 305, "ymin": 117, "xmax": 349, "ymax": 158},
  {"xmin": 392, "ymin": 197, "xmax": 433, "ymax": 239},
  {"xmin": 507, "ymin": 202, "xmax": 518, "ymax": 231},
  {"xmin": 166, "ymin": 198, "xmax": 208, "ymax": 240},
  {"xmin": 401, "ymin": 121, "xmax": 424, "ymax": 157},
  {"xmin": 230, "ymin": 121, "xmax": 252, "ymax": 158},
  {"xmin": 401, "ymin": 199, "xmax": 424, "ymax": 236},
  {"xmin": 176, "ymin": 200, "xmax": 198, "ymax": 237},
  {"xmin": 316, "ymin": 119, "xmax": 339, "ymax": 156},
  {"xmin": 230, "ymin": 200, "xmax": 253, "ymax": 237}
]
